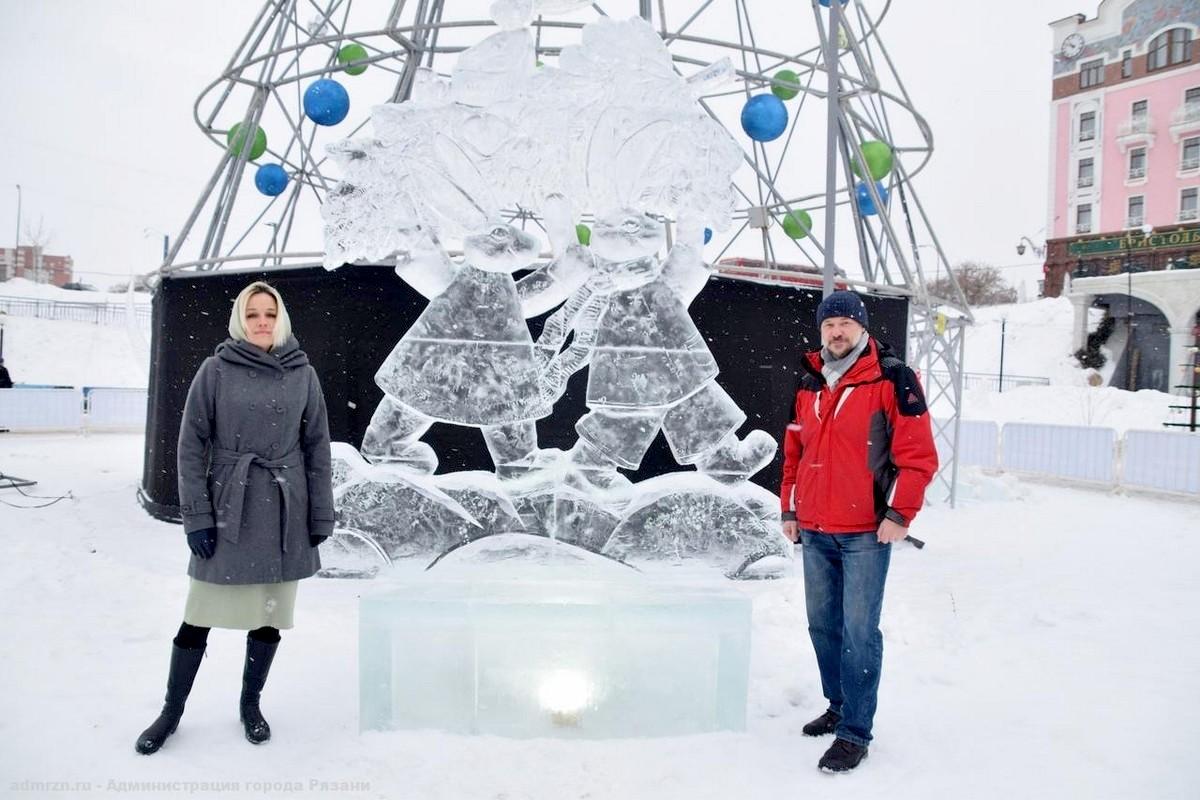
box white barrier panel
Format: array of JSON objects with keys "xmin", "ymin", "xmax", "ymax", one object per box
[
  {"xmin": 955, "ymin": 420, "xmax": 999, "ymax": 468},
  {"xmin": 86, "ymin": 388, "xmax": 148, "ymax": 430},
  {"xmin": 934, "ymin": 419, "xmax": 999, "ymax": 468},
  {"xmin": 1001, "ymin": 423, "xmax": 1116, "ymax": 483},
  {"xmin": 0, "ymin": 388, "xmax": 82, "ymax": 431},
  {"xmin": 1122, "ymin": 430, "xmax": 1200, "ymax": 495}
]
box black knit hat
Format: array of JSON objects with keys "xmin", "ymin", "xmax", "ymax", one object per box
[{"xmin": 816, "ymin": 290, "xmax": 869, "ymax": 329}]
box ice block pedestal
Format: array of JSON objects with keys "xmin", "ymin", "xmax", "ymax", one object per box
[{"xmin": 359, "ymin": 557, "xmax": 751, "ymax": 738}]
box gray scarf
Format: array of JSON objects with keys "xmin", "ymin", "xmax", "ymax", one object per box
[{"xmin": 820, "ymin": 331, "xmax": 869, "ymax": 390}]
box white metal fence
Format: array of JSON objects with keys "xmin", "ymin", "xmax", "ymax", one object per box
[
  {"xmin": 937, "ymin": 419, "xmax": 1199, "ymax": 496},
  {"xmin": 0, "ymin": 295, "xmax": 152, "ymax": 327},
  {"xmin": 930, "ymin": 370, "xmax": 1050, "ymax": 393},
  {"xmin": 0, "ymin": 387, "xmax": 147, "ymax": 431}
]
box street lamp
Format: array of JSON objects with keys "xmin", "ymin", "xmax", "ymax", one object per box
[
  {"xmin": 1015, "ymin": 235, "xmax": 1045, "ymax": 258},
  {"xmin": 13, "ymin": 184, "xmax": 20, "ymax": 282}
]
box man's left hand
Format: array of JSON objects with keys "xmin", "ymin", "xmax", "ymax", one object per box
[{"xmin": 876, "ymin": 518, "xmax": 908, "ymax": 544}]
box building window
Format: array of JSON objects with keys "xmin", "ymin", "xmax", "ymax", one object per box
[
  {"xmin": 1121, "ymin": 49, "xmax": 1133, "ymax": 78},
  {"xmin": 1183, "ymin": 188, "xmax": 1199, "ymax": 221},
  {"xmin": 1184, "ymin": 87, "xmax": 1200, "ymax": 125},
  {"xmin": 1077, "ymin": 203, "xmax": 1093, "ymax": 234},
  {"xmin": 1183, "ymin": 137, "xmax": 1200, "ymax": 172},
  {"xmin": 1130, "ymin": 99, "xmax": 1149, "ymax": 133},
  {"xmin": 1078, "ymin": 157, "xmax": 1095, "ymax": 187},
  {"xmin": 1080, "ymin": 59, "xmax": 1104, "ymax": 89},
  {"xmin": 1079, "ymin": 110, "xmax": 1096, "ymax": 142},
  {"xmin": 1127, "ymin": 196, "xmax": 1144, "ymax": 228},
  {"xmin": 1148, "ymin": 28, "xmax": 1192, "ymax": 71},
  {"xmin": 1129, "ymin": 147, "xmax": 1147, "ymax": 179}
]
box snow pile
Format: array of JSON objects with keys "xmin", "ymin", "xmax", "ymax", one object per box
[
  {"xmin": 940, "ymin": 296, "xmax": 1178, "ymax": 432},
  {"xmin": 960, "ymin": 296, "xmax": 1080, "ymax": 383},
  {"xmin": 0, "ymin": 314, "xmax": 148, "ymax": 388}
]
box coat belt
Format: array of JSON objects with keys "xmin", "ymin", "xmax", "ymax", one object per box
[{"xmin": 211, "ymin": 447, "xmax": 303, "ymax": 551}]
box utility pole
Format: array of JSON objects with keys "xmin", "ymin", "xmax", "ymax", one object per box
[{"xmin": 821, "ymin": 0, "xmax": 841, "ymax": 298}]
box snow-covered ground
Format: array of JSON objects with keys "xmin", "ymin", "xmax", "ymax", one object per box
[{"xmin": 0, "ymin": 434, "xmax": 1196, "ymax": 799}]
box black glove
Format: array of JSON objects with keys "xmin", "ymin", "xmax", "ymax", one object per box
[
  {"xmin": 187, "ymin": 528, "xmax": 217, "ymax": 559},
  {"xmin": 310, "ymin": 534, "xmax": 329, "ymax": 547}
]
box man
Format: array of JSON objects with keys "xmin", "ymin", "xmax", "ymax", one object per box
[
  {"xmin": 780, "ymin": 290, "xmax": 937, "ymax": 773},
  {"xmin": 0, "ymin": 358, "xmax": 12, "ymax": 389}
]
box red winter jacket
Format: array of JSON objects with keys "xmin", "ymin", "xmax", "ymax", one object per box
[{"xmin": 779, "ymin": 338, "xmax": 938, "ymax": 533}]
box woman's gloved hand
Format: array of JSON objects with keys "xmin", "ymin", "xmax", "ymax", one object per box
[
  {"xmin": 310, "ymin": 534, "xmax": 329, "ymax": 548},
  {"xmin": 187, "ymin": 528, "xmax": 217, "ymax": 559}
]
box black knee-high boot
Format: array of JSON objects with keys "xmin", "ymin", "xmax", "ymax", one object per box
[
  {"xmin": 135, "ymin": 641, "xmax": 206, "ymax": 754},
  {"xmin": 240, "ymin": 630, "xmax": 279, "ymax": 744}
]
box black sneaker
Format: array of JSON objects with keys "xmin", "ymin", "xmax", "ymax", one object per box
[
  {"xmin": 818, "ymin": 738, "xmax": 868, "ymax": 773},
  {"xmin": 801, "ymin": 709, "xmax": 840, "ymax": 737}
]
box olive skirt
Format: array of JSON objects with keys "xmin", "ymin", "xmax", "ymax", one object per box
[{"xmin": 183, "ymin": 578, "xmax": 298, "ymax": 630}]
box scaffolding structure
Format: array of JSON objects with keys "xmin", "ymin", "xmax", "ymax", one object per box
[{"xmin": 161, "ymin": 0, "xmax": 971, "ymax": 504}]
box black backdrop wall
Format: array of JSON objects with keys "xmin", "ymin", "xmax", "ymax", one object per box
[{"xmin": 139, "ymin": 266, "xmax": 908, "ymax": 521}]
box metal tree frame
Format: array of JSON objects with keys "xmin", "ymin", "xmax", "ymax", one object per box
[{"xmin": 161, "ymin": 0, "xmax": 971, "ymax": 505}]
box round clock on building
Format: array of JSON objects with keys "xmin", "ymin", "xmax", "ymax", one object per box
[{"xmin": 1060, "ymin": 33, "xmax": 1085, "ymax": 59}]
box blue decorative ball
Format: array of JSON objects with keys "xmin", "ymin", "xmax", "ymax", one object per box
[
  {"xmin": 254, "ymin": 164, "xmax": 289, "ymax": 197},
  {"xmin": 818, "ymin": 0, "xmax": 850, "ymax": 6},
  {"xmin": 740, "ymin": 94, "xmax": 789, "ymax": 142},
  {"xmin": 303, "ymin": 79, "xmax": 350, "ymax": 126},
  {"xmin": 855, "ymin": 181, "xmax": 889, "ymax": 216},
  {"xmin": 703, "ymin": 228, "xmax": 713, "ymax": 245}
]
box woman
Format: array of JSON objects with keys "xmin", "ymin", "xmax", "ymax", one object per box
[{"xmin": 136, "ymin": 281, "xmax": 334, "ymax": 754}]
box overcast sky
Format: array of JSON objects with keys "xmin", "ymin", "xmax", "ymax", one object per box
[{"xmin": 0, "ymin": 0, "xmax": 1093, "ymax": 296}]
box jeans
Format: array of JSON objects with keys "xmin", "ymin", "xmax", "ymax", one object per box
[{"xmin": 800, "ymin": 529, "xmax": 891, "ymax": 747}]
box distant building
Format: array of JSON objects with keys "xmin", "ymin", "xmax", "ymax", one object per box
[
  {"xmin": 1046, "ymin": 0, "xmax": 1200, "ymax": 394},
  {"xmin": 0, "ymin": 245, "xmax": 75, "ymax": 287}
]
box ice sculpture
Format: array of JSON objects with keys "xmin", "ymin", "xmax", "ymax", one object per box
[
  {"xmin": 359, "ymin": 534, "xmax": 752, "ymax": 737},
  {"xmin": 321, "ymin": 11, "xmax": 785, "ymax": 573}
]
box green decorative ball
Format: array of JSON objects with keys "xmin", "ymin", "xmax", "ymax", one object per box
[
  {"xmin": 780, "ymin": 209, "xmax": 813, "ymax": 239},
  {"xmin": 338, "ymin": 43, "xmax": 369, "ymax": 76},
  {"xmin": 771, "ymin": 69, "xmax": 800, "ymax": 101},
  {"xmin": 575, "ymin": 224, "xmax": 591, "ymax": 246},
  {"xmin": 851, "ymin": 141, "xmax": 894, "ymax": 181},
  {"xmin": 226, "ymin": 122, "xmax": 267, "ymax": 161}
]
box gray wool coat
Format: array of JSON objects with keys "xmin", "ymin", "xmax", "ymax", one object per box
[{"xmin": 177, "ymin": 336, "xmax": 335, "ymax": 585}]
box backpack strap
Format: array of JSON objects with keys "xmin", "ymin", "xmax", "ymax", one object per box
[{"xmin": 878, "ymin": 355, "xmax": 928, "ymax": 417}]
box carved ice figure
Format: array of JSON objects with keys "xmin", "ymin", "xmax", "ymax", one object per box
[
  {"xmin": 536, "ymin": 209, "xmax": 775, "ymax": 491},
  {"xmin": 324, "ymin": 110, "xmax": 590, "ymax": 473},
  {"xmin": 320, "ymin": 11, "xmax": 787, "ymax": 566}
]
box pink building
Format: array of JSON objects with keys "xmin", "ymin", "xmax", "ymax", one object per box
[
  {"xmin": 1048, "ymin": 0, "xmax": 1199, "ymax": 260},
  {"xmin": 1046, "ymin": 0, "xmax": 1200, "ymax": 395}
]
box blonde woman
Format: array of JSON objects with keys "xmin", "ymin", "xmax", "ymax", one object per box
[{"xmin": 136, "ymin": 281, "xmax": 334, "ymax": 754}]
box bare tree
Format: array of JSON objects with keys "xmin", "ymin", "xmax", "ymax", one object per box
[
  {"xmin": 928, "ymin": 261, "xmax": 1017, "ymax": 307},
  {"xmin": 21, "ymin": 216, "xmax": 55, "ymax": 283}
]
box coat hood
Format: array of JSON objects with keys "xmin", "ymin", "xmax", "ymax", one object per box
[{"xmin": 214, "ymin": 336, "xmax": 309, "ymax": 371}]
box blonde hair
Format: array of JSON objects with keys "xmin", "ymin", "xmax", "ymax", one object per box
[{"xmin": 228, "ymin": 281, "xmax": 293, "ymax": 349}]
